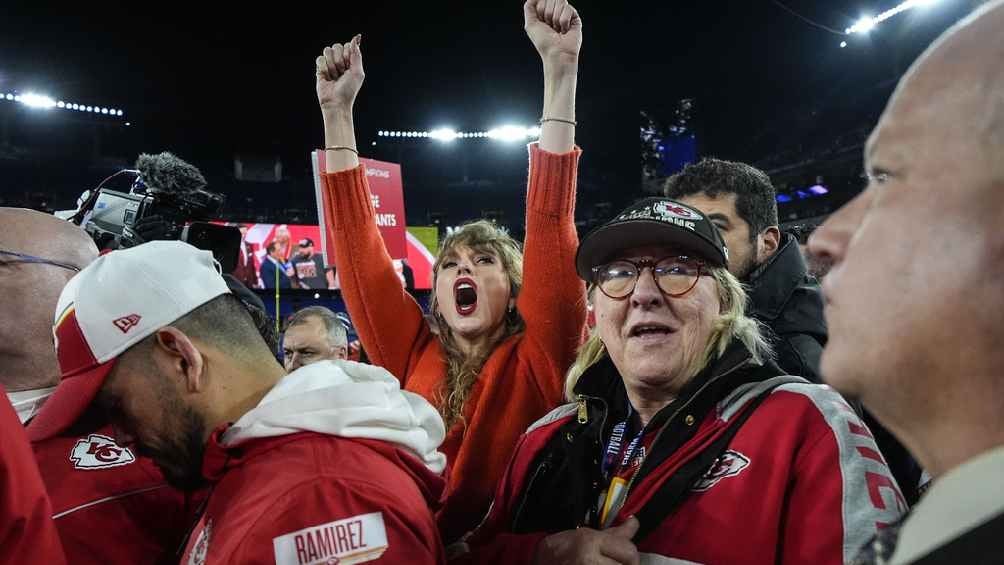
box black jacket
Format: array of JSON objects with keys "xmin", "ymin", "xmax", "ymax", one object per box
[{"xmin": 746, "ymin": 233, "xmax": 827, "ymax": 383}]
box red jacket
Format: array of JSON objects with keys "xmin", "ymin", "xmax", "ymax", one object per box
[
  {"xmin": 180, "ymin": 360, "xmax": 448, "ymax": 565},
  {"xmin": 31, "ymin": 420, "xmax": 198, "ymax": 565},
  {"xmin": 458, "ymin": 350, "xmax": 908, "ymax": 565},
  {"xmin": 181, "ymin": 432, "xmax": 446, "ymax": 565},
  {"xmin": 321, "ymin": 144, "xmax": 586, "ymax": 541},
  {"xmin": 0, "ymin": 394, "xmax": 65, "ymax": 565}
]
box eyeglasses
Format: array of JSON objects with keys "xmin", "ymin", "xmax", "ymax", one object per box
[
  {"xmin": 0, "ymin": 250, "xmax": 81, "ymax": 273},
  {"xmin": 592, "ymin": 255, "xmax": 707, "ymax": 299}
]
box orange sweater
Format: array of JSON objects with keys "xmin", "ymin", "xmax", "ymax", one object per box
[{"xmin": 321, "ymin": 143, "xmax": 586, "ymax": 542}]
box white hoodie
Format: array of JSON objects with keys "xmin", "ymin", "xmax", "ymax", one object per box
[{"xmin": 222, "ymin": 359, "xmax": 447, "ymax": 474}]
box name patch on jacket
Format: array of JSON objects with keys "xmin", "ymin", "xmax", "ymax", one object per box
[
  {"xmin": 272, "ymin": 512, "xmax": 388, "ymax": 565},
  {"xmin": 69, "ymin": 434, "xmax": 136, "ymax": 470}
]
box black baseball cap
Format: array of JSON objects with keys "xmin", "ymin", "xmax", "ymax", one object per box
[
  {"xmin": 298, "ymin": 238, "xmax": 314, "ymax": 247},
  {"xmin": 575, "ymin": 197, "xmax": 729, "ymax": 281}
]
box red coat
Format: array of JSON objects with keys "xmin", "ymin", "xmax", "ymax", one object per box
[
  {"xmin": 0, "ymin": 394, "xmax": 65, "ymax": 565},
  {"xmin": 459, "ymin": 366, "xmax": 908, "ymax": 564},
  {"xmin": 180, "ymin": 431, "xmax": 446, "ymax": 564},
  {"xmin": 31, "ymin": 422, "xmax": 197, "ymax": 565}
]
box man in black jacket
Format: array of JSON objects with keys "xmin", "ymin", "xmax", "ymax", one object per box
[{"xmin": 666, "ymin": 159, "xmax": 827, "ymax": 382}]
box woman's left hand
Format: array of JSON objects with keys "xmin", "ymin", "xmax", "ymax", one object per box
[{"xmin": 524, "ymin": 0, "xmax": 582, "ymax": 69}]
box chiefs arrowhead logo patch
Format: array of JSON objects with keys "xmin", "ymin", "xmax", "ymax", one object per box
[
  {"xmin": 69, "ymin": 434, "xmax": 136, "ymax": 470},
  {"xmin": 692, "ymin": 450, "xmax": 751, "ymax": 492}
]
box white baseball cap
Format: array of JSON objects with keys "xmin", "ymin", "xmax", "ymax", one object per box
[{"xmin": 28, "ymin": 241, "xmax": 231, "ymax": 441}]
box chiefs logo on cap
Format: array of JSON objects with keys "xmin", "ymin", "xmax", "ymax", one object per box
[
  {"xmin": 653, "ymin": 201, "xmax": 702, "ymax": 221},
  {"xmin": 112, "ymin": 314, "xmax": 142, "ymax": 334}
]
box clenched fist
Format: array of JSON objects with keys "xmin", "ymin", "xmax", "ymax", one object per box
[
  {"xmin": 524, "ymin": 0, "xmax": 583, "ymax": 67},
  {"xmin": 316, "ymin": 34, "xmax": 364, "ymax": 112}
]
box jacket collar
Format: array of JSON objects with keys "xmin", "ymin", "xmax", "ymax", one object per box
[
  {"xmin": 746, "ymin": 233, "xmax": 811, "ymax": 321},
  {"xmin": 200, "ymin": 425, "xmax": 310, "ymax": 482}
]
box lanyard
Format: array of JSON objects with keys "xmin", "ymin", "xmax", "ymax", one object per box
[
  {"xmin": 597, "ymin": 406, "xmax": 648, "ymax": 527},
  {"xmin": 601, "ymin": 404, "xmax": 647, "ymax": 479}
]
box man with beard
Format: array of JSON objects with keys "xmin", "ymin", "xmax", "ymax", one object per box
[
  {"xmin": 0, "ymin": 207, "xmax": 192, "ymax": 565},
  {"xmin": 665, "ymin": 160, "xmax": 827, "ymax": 383},
  {"xmin": 29, "ymin": 241, "xmax": 448, "ymax": 564},
  {"xmin": 291, "ymin": 238, "xmax": 335, "ymax": 290},
  {"xmin": 665, "ymin": 160, "xmax": 924, "ymax": 505}
]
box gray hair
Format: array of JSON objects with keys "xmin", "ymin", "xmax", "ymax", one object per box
[{"xmin": 286, "ymin": 306, "xmax": 348, "ymax": 349}]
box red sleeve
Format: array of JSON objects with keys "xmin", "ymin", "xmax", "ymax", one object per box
[
  {"xmin": 517, "ymin": 143, "xmax": 587, "ymax": 401},
  {"xmin": 0, "ymin": 397, "xmax": 66, "ymax": 565},
  {"xmin": 779, "ymin": 389, "xmax": 907, "ymax": 565},
  {"xmin": 322, "ymin": 167, "xmax": 432, "ymax": 384},
  {"xmin": 235, "ymin": 479, "xmax": 443, "ymax": 565}
]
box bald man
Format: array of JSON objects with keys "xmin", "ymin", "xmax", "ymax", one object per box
[
  {"xmin": 0, "ymin": 209, "xmax": 193, "ymax": 564},
  {"xmin": 0, "ymin": 208, "xmax": 97, "ymax": 420},
  {"xmin": 810, "ymin": 2, "xmax": 1004, "ymax": 563}
]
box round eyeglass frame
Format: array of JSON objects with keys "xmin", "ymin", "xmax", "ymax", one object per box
[{"xmin": 591, "ymin": 255, "xmax": 707, "ymax": 300}]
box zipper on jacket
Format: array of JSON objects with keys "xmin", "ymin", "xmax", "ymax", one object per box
[
  {"xmin": 604, "ymin": 358, "xmax": 751, "ymax": 527},
  {"xmin": 575, "ymin": 392, "xmax": 612, "ymax": 529},
  {"xmin": 512, "ymin": 457, "xmax": 552, "ymax": 528}
]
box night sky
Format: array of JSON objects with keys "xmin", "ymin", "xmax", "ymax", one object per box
[{"xmin": 0, "ymin": 0, "xmax": 978, "ymax": 220}]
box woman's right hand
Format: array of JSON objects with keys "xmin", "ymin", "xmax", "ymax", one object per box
[{"xmin": 316, "ymin": 34, "xmax": 365, "ymax": 114}]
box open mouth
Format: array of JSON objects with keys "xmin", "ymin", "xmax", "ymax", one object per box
[
  {"xmin": 454, "ymin": 277, "xmax": 478, "ymax": 316},
  {"xmin": 629, "ymin": 323, "xmax": 675, "ymax": 339}
]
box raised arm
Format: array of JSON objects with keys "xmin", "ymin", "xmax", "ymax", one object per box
[
  {"xmin": 518, "ymin": 0, "xmax": 587, "ymax": 395},
  {"xmin": 316, "ymin": 37, "xmax": 431, "ymax": 382},
  {"xmin": 526, "ymin": 0, "xmax": 580, "ymax": 153},
  {"xmin": 317, "ymin": 35, "xmax": 363, "ymax": 172}
]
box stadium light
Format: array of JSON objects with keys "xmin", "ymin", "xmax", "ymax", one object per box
[
  {"xmin": 845, "ymin": 0, "xmax": 942, "ymax": 35},
  {"xmin": 21, "ymin": 93, "xmax": 58, "ymax": 109},
  {"xmin": 848, "ymin": 16, "xmax": 877, "ymax": 34},
  {"xmin": 0, "ymin": 89, "xmax": 126, "ymax": 118},
  {"xmin": 486, "ymin": 125, "xmax": 536, "ymax": 142},
  {"xmin": 376, "ymin": 124, "xmax": 542, "ymax": 143},
  {"xmin": 429, "ymin": 128, "xmax": 459, "ymax": 142}
]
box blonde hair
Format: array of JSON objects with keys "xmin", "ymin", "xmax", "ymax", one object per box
[
  {"xmin": 428, "ymin": 220, "xmax": 526, "ymax": 428},
  {"xmin": 564, "ymin": 267, "xmax": 772, "ymax": 401}
]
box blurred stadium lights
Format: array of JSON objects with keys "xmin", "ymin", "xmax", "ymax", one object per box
[
  {"xmin": 845, "ymin": 0, "xmax": 942, "ymax": 35},
  {"xmin": 377, "ymin": 124, "xmax": 541, "ymax": 143},
  {"xmin": 429, "ymin": 128, "xmax": 459, "ymax": 142},
  {"xmin": 486, "ymin": 125, "xmax": 541, "ymax": 142},
  {"xmin": 0, "ymin": 90, "xmax": 126, "ymax": 117},
  {"xmin": 21, "ymin": 93, "xmax": 57, "ymax": 109}
]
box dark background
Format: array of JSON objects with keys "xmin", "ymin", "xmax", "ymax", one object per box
[{"xmin": 0, "ymin": 0, "xmax": 981, "ymax": 233}]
